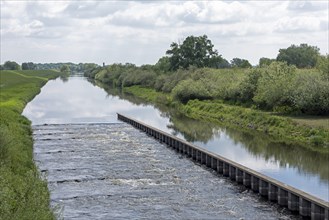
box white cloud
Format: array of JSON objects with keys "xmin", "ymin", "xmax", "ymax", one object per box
[
  {"xmin": 274, "ymin": 17, "xmax": 324, "ymax": 33},
  {"xmin": 287, "ymin": 0, "xmax": 328, "ymax": 12},
  {"xmin": 1, "ymin": 0, "xmax": 328, "ymax": 65}
]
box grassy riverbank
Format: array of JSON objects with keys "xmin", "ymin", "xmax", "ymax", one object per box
[
  {"xmin": 123, "ymin": 85, "xmax": 329, "ymax": 153},
  {"xmin": 0, "ymin": 70, "xmax": 64, "ymax": 219}
]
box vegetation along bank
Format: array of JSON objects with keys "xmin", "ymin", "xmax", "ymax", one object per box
[
  {"xmin": 0, "ymin": 70, "xmax": 66, "ymax": 219},
  {"xmin": 85, "ymin": 35, "xmax": 329, "ymax": 153}
]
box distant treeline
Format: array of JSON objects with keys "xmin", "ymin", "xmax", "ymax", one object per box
[
  {"xmin": 84, "ymin": 35, "xmax": 329, "ymax": 116},
  {"xmin": 0, "ymin": 61, "xmax": 99, "ymax": 73}
]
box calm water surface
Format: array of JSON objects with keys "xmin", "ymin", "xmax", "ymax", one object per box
[{"xmin": 23, "ymin": 76, "xmax": 329, "ymax": 202}]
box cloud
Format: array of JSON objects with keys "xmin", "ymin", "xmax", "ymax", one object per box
[
  {"xmin": 181, "ymin": 1, "xmax": 249, "ymax": 24},
  {"xmin": 274, "ymin": 17, "xmax": 324, "ymax": 33},
  {"xmin": 63, "ymin": 1, "xmax": 125, "ymax": 19},
  {"xmin": 287, "ymin": 0, "xmax": 328, "ymax": 12},
  {"xmin": 107, "ymin": 1, "xmax": 250, "ymax": 28},
  {"xmin": 1, "ymin": 0, "xmax": 328, "ymax": 65}
]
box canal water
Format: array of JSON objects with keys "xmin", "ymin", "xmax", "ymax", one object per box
[
  {"xmin": 33, "ymin": 123, "xmax": 294, "ymax": 219},
  {"xmin": 23, "ymin": 76, "xmax": 329, "ymax": 202}
]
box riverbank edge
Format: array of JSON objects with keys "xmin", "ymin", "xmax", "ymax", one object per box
[
  {"xmin": 0, "ymin": 70, "xmax": 65, "ymax": 219},
  {"xmin": 122, "ymin": 85, "xmax": 329, "ymax": 154}
]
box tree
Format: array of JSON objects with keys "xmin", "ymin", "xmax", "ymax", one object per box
[
  {"xmin": 230, "ymin": 58, "xmax": 252, "ymax": 68},
  {"xmin": 60, "ymin": 65, "xmax": 70, "ymax": 73},
  {"xmin": 154, "ymin": 56, "xmax": 171, "ymax": 73},
  {"xmin": 22, "ymin": 62, "xmax": 36, "ymax": 70},
  {"xmin": 276, "ymin": 43, "xmax": 320, "ymax": 68},
  {"xmin": 166, "ymin": 35, "xmax": 222, "ymax": 70},
  {"xmin": 259, "ymin": 57, "xmax": 275, "ymax": 67},
  {"xmin": 3, "ymin": 61, "xmax": 20, "ymax": 70},
  {"xmin": 218, "ymin": 58, "xmax": 231, "ymax": 68}
]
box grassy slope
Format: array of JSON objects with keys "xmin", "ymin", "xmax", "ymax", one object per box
[
  {"xmin": 289, "ymin": 115, "xmax": 329, "ymax": 130},
  {"xmin": 0, "ymin": 70, "xmax": 64, "ymax": 220},
  {"xmin": 124, "ymin": 85, "xmax": 329, "ymax": 154}
]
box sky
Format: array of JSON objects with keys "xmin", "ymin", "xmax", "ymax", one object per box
[{"xmin": 1, "ymin": 0, "xmax": 328, "ymax": 66}]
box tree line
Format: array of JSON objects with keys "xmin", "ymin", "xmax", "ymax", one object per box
[
  {"xmin": 84, "ymin": 35, "xmax": 328, "ymax": 116},
  {"xmin": 0, "ymin": 61, "xmax": 99, "ymax": 73}
]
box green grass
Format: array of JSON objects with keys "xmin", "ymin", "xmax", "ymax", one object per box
[
  {"xmin": 123, "ymin": 85, "xmax": 329, "ymax": 154},
  {"xmin": 181, "ymin": 100, "xmax": 329, "ymax": 152},
  {"xmin": 0, "ymin": 70, "xmax": 64, "ymax": 220},
  {"xmin": 289, "ymin": 116, "xmax": 329, "ymax": 130},
  {"xmin": 123, "ymin": 85, "xmax": 172, "ymax": 105}
]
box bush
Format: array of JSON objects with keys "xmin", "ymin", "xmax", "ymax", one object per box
[
  {"xmin": 238, "ymin": 69, "xmax": 262, "ymax": 103},
  {"xmin": 154, "ymin": 75, "xmax": 166, "ymax": 91},
  {"xmin": 161, "ymin": 69, "xmax": 190, "ymax": 93},
  {"xmin": 291, "ymin": 71, "xmax": 329, "ymax": 115},
  {"xmin": 253, "ymin": 62, "xmax": 296, "ymax": 109},
  {"xmin": 316, "ymin": 55, "xmax": 329, "ymax": 80},
  {"xmin": 172, "ymin": 79, "xmax": 212, "ymax": 103}
]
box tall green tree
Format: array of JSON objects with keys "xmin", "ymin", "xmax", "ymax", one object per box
[
  {"xmin": 3, "ymin": 61, "xmax": 20, "ymax": 70},
  {"xmin": 231, "ymin": 58, "xmax": 252, "ymax": 68},
  {"xmin": 22, "ymin": 62, "xmax": 36, "ymax": 70},
  {"xmin": 276, "ymin": 43, "xmax": 320, "ymax": 68},
  {"xmin": 60, "ymin": 64, "xmax": 70, "ymax": 73},
  {"xmin": 154, "ymin": 56, "xmax": 171, "ymax": 73},
  {"xmin": 259, "ymin": 57, "xmax": 275, "ymax": 67},
  {"xmin": 166, "ymin": 35, "xmax": 222, "ymax": 70}
]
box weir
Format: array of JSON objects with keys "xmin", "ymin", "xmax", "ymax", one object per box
[{"xmin": 117, "ymin": 113, "xmax": 329, "ymax": 220}]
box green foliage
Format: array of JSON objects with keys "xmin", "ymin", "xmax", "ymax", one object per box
[
  {"xmin": 2, "ymin": 61, "xmax": 21, "ymax": 70},
  {"xmin": 253, "ymin": 62, "xmax": 296, "ymax": 110},
  {"xmin": 34, "ymin": 62, "xmax": 98, "ymax": 73},
  {"xmin": 181, "ymin": 100, "xmax": 329, "ymax": 152},
  {"xmin": 259, "ymin": 57, "xmax": 275, "ymax": 67},
  {"xmin": 118, "ymin": 83, "xmax": 329, "ymax": 153},
  {"xmin": 166, "ymin": 35, "xmax": 224, "ymax": 70},
  {"xmin": 123, "ymin": 85, "xmax": 172, "ymax": 105},
  {"xmin": 277, "ymin": 43, "xmax": 320, "ymax": 68},
  {"xmin": 237, "ymin": 69, "xmax": 262, "ymax": 103},
  {"xmin": 0, "ymin": 70, "xmax": 63, "ymax": 219},
  {"xmin": 22, "ymin": 62, "xmax": 37, "ymax": 70},
  {"xmin": 230, "ymin": 58, "xmax": 252, "ymax": 68},
  {"xmin": 160, "ymin": 69, "xmax": 190, "ymax": 93},
  {"xmin": 316, "ymin": 54, "xmax": 329, "ymax": 80},
  {"xmin": 172, "ymin": 79, "xmax": 212, "ymax": 103},
  {"xmin": 60, "ymin": 64, "xmax": 70, "ymax": 73},
  {"xmin": 154, "ymin": 56, "xmax": 171, "ymax": 73},
  {"xmin": 291, "ymin": 71, "xmax": 329, "ymax": 115},
  {"xmin": 87, "ymin": 59, "xmax": 328, "ymax": 116}
]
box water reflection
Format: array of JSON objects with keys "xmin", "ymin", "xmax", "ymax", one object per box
[
  {"xmin": 96, "ymin": 79, "xmax": 329, "ymax": 201},
  {"xmin": 23, "ymin": 77, "xmax": 329, "ymax": 201}
]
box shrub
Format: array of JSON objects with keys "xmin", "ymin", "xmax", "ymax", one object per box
[
  {"xmin": 238, "ymin": 69, "xmax": 262, "ymax": 103},
  {"xmin": 291, "ymin": 71, "xmax": 329, "ymax": 115},
  {"xmin": 172, "ymin": 79, "xmax": 212, "ymax": 103},
  {"xmin": 253, "ymin": 62, "xmax": 296, "ymax": 109},
  {"xmin": 161, "ymin": 69, "xmax": 190, "ymax": 93}
]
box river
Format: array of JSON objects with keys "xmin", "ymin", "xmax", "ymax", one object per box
[{"xmin": 23, "ymin": 76, "xmax": 329, "ymax": 202}]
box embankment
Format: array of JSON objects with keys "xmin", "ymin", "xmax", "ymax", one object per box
[
  {"xmin": 0, "ymin": 70, "xmax": 65, "ymax": 219},
  {"xmin": 123, "ymin": 85, "xmax": 329, "ymax": 154}
]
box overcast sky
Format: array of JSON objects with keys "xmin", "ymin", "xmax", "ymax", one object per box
[{"xmin": 1, "ymin": 0, "xmax": 328, "ymax": 66}]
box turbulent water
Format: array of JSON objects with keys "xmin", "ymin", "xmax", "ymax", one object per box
[{"xmin": 33, "ymin": 123, "xmax": 296, "ymax": 220}]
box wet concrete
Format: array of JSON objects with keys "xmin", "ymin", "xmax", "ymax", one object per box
[{"xmin": 33, "ymin": 123, "xmax": 296, "ymax": 220}]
